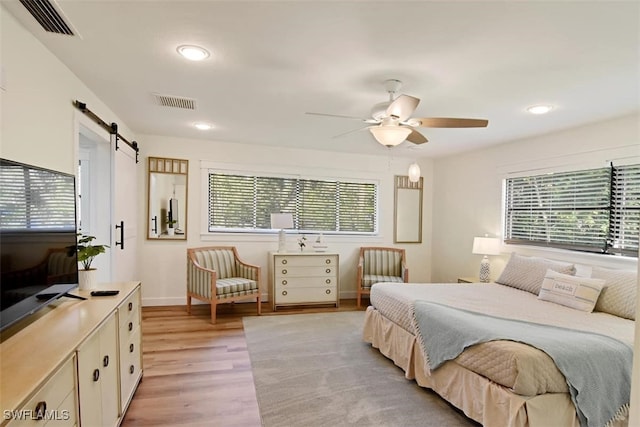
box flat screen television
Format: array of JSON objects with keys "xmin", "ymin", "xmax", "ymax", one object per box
[{"xmin": 0, "ymin": 158, "xmax": 79, "ymax": 333}]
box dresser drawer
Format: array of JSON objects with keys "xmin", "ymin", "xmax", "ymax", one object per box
[
  {"xmin": 275, "ymin": 286, "xmax": 337, "ymax": 305},
  {"xmin": 274, "ymin": 255, "xmax": 337, "ymax": 267},
  {"xmin": 119, "ymin": 328, "xmax": 142, "ymax": 412},
  {"xmin": 274, "ymin": 276, "xmax": 336, "ymax": 289},
  {"xmin": 117, "ymin": 288, "xmax": 140, "ymax": 329},
  {"xmin": 274, "ymin": 265, "xmax": 337, "ymax": 278},
  {"xmin": 7, "ymin": 356, "xmax": 76, "ymax": 426}
]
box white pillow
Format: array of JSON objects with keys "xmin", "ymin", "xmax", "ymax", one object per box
[
  {"xmin": 591, "ymin": 267, "xmax": 637, "ymax": 320},
  {"xmin": 538, "ymin": 269, "xmax": 605, "ymax": 312},
  {"xmin": 496, "ymin": 253, "xmax": 576, "ymax": 294}
]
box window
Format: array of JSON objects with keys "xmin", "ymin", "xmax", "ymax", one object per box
[
  {"xmin": 504, "ymin": 164, "xmax": 639, "ymax": 257},
  {"xmin": 208, "ymin": 173, "xmax": 377, "ymax": 234}
]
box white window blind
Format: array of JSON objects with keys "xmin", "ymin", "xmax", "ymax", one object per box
[
  {"xmin": 0, "ymin": 162, "xmax": 76, "ymax": 230},
  {"xmin": 610, "ymin": 164, "xmax": 640, "ymax": 256},
  {"xmin": 504, "ymin": 164, "xmax": 639, "ymax": 257},
  {"xmin": 208, "ymin": 173, "xmax": 377, "ymax": 234}
]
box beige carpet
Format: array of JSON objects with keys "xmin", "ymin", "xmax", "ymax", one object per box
[{"xmin": 243, "ymin": 311, "xmax": 479, "ymax": 427}]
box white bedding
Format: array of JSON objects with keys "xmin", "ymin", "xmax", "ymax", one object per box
[
  {"xmin": 364, "ymin": 282, "xmax": 635, "ymax": 427},
  {"xmin": 370, "ymin": 282, "xmax": 635, "ymax": 346}
]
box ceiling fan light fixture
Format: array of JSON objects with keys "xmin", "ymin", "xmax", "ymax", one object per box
[
  {"xmin": 527, "ymin": 104, "xmax": 553, "ymax": 115},
  {"xmin": 177, "ymin": 45, "xmax": 210, "ymax": 61},
  {"xmin": 369, "ymin": 126, "xmax": 412, "ymax": 147}
]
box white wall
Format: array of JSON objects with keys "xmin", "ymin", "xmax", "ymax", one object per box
[
  {"xmin": 431, "ymin": 113, "xmax": 639, "ymax": 283},
  {"xmin": 137, "ymin": 134, "xmax": 434, "ymax": 305},
  {"xmin": 0, "ymin": 6, "xmax": 135, "ymax": 174}
]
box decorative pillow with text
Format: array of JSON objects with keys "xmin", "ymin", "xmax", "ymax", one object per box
[{"xmin": 538, "ymin": 269, "xmax": 605, "ymax": 312}]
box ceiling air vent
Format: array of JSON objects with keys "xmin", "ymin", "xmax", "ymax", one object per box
[
  {"xmin": 20, "ymin": 0, "xmax": 74, "ymax": 36},
  {"xmin": 152, "ymin": 93, "xmax": 197, "ymax": 110}
]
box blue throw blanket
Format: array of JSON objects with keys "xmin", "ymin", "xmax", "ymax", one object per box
[{"xmin": 412, "ymin": 301, "xmax": 633, "ymax": 427}]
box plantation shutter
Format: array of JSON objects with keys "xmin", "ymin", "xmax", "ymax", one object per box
[
  {"xmin": 504, "ymin": 167, "xmax": 611, "ymax": 252},
  {"xmin": 208, "ymin": 172, "xmax": 377, "ymax": 234},
  {"xmin": 0, "ymin": 162, "xmax": 76, "ymax": 230},
  {"xmin": 610, "ymin": 164, "xmax": 640, "ymax": 256}
]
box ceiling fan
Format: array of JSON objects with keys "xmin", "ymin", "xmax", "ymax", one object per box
[{"xmin": 306, "ymin": 79, "xmax": 488, "ymax": 147}]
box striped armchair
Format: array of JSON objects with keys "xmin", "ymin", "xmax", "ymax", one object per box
[
  {"xmin": 357, "ymin": 247, "xmax": 408, "ymax": 308},
  {"xmin": 186, "ymin": 246, "xmax": 262, "ymax": 323}
]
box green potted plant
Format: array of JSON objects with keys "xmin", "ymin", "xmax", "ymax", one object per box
[
  {"xmin": 167, "ymin": 218, "xmax": 177, "ymax": 236},
  {"xmin": 71, "ymin": 233, "xmax": 109, "ymax": 290}
]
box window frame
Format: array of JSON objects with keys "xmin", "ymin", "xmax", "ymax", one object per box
[
  {"xmin": 503, "ymin": 163, "xmax": 639, "ymax": 258},
  {"xmin": 203, "ymin": 167, "xmax": 379, "ymax": 236}
]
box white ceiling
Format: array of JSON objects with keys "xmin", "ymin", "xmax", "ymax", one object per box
[{"xmin": 3, "ymin": 0, "xmax": 639, "ymax": 158}]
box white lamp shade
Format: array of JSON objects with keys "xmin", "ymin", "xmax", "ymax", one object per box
[
  {"xmin": 408, "ymin": 162, "xmax": 421, "ymax": 182},
  {"xmin": 270, "ymin": 213, "xmax": 293, "ymax": 229},
  {"xmin": 472, "ymin": 237, "xmax": 501, "ymax": 255},
  {"xmin": 369, "ymin": 125, "xmax": 412, "ymax": 147}
]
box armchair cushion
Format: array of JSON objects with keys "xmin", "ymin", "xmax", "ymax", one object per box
[
  {"xmin": 362, "ymin": 274, "xmax": 404, "ymax": 289},
  {"xmin": 216, "ymin": 277, "xmax": 259, "ymax": 298}
]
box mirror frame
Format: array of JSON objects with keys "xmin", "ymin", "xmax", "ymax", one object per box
[
  {"xmin": 147, "ymin": 156, "xmax": 189, "ymax": 240},
  {"xmin": 394, "ymin": 175, "xmax": 423, "ymax": 243}
]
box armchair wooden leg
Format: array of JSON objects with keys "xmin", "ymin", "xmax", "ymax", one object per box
[
  {"xmin": 186, "ymin": 295, "xmax": 192, "ymax": 315},
  {"xmin": 357, "ymin": 291, "xmax": 361, "ymax": 308},
  {"xmin": 256, "ymin": 295, "xmax": 261, "ymax": 316},
  {"xmin": 210, "ymin": 300, "xmax": 217, "ymax": 324}
]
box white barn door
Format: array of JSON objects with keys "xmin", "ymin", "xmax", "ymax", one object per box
[{"xmin": 111, "ymin": 134, "xmax": 138, "ymax": 282}]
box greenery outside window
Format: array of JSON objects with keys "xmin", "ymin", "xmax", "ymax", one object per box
[
  {"xmin": 504, "ymin": 163, "xmax": 639, "ymax": 257},
  {"xmin": 208, "ymin": 173, "xmax": 378, "ymax": 234}
]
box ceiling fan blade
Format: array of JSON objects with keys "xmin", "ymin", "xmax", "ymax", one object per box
[
  {"xmin": 415, "ymin": 117, "xmax": 489, "ymax": 128},
  {"xmin": 406, "ymin": 129, "xmax": 428, "ymax": 145},
  {"xmin": 305, "ymin": 112, "xmax": 368, "ymax": 121},
  {"xmin": 331, "ymin": 124, "xmax": 371, "ymax": 138},
  {"xmin": 386, "ymin": 95, "xmax": 420, "ymax": 121}
]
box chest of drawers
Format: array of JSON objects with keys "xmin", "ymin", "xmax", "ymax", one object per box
[{"xmin": 271, "ymin": 252, "xmax": 339, "ymax": 310}]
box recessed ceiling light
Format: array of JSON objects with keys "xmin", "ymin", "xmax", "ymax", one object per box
[
  {"xmin": 194, "ymin": 122, "xmax": 213, "ymax": 130},
  {"xmin": 527, "ymin": 105, "xmax": 554, "ymax": 115},
  {"xmin": 177, "ymin": 45, "xmax": 210, "ymax": 61}
]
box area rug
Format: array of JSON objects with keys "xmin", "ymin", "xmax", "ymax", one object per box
[{"xmin": 243, "ymin": 311, "xmax": 478, "ymax": 427}]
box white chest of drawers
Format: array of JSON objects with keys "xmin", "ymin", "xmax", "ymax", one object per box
[{"xmin": 271, "ymin": 252, "xmax": 339, "ymax": 310}]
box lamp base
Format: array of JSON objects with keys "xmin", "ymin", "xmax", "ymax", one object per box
[
  {"xmin": 479, "ymin": 256, "xmax": 491, "ymax": 283},
  {"xmin": 277, "ymin": 229, "xmax": 287, "ymax": 252}
]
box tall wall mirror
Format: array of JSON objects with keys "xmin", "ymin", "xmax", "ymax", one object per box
[
  {"xmin": 147, "ymin": 157, "xmax": 188, "ymax": 240},
  {"xmin": 394, "ymin": 175, "xmax": 423, "ymax": 243}
]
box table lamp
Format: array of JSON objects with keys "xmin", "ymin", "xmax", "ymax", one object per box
[
  {"xmin": 271, "ymin": 213, "xmax": 294, "ymax": 253},
  {"xmin": 472, "ymin": 236, "xmax": 501, "ymax": 282}
]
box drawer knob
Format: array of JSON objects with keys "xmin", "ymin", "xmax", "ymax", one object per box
[
  {"xmin": 281, "ymin": 259, "xmax": 288, "ymax": 265},
  {"xmin": 281, "ymin": 269, "xmax": 287, "ymax": 275},
  {"xmin": 93, "ymin": 368, "xmax": 100, "ymax": 382},
  {"xmin": 325, "ymin": 259, "xmax": 331, "ymax": 264},
  {"xmin": 128, "ymin": 321, "xmax": 133, "ymax": 331},
  {"xmin": 34, "ymin": 401, "xmax": 47, "ymax": 420},
  {"xmin": 130, "ymin": 343, "xmax": 135, "ymax": 353},
  {"xmin": 281, "ymin": 280, "xmax": 288, "ymax": 286},
  {"xmin": 103, "ymin": 355, "xmax": 109, "ymax": 367},
  {"xmin": 282, "ymin": 290, "xmax": 288, "ymax": 296},
  {"xmin": 326, "ymin": 289, "xmax": 331, "ymax": 295},
  {"xmin": 128, "ymin": 302, "xmax": 133, "ymax": 311},
  {"xmin": 130, "ymin": 365, "xmax": 135, "ymax": 374},
  {"xmin": 325, "ymin": 268, "xmax": 331, "ymax": 274},
  {"xmin": 326, "ymin": 279, "xmax": 331, "ymax": 284}
]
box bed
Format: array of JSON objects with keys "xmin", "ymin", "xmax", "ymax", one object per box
[{"xmin": 362, "ymin": 254, "xmax": 637, "ymax": 427}]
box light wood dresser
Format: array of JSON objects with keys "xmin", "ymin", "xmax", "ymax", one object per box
[
  {"xmin": 0, "ymin": 281, "xmax": 142, "ymax": 426},
  {"xmin": 270, "ymin": 252, "xmax": 339, "ymax": 310}
]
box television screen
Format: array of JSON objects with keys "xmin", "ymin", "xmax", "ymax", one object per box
[{"xmin": 0, "ymin": 158, "xmax": 79, "ymax": 332}]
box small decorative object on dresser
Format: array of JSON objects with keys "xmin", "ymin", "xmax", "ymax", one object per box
[{"xmin": 71, "ymin": 233, "xmax": 109, "ymax": 290}]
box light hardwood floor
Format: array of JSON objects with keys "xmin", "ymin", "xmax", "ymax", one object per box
[{"xmin": 121, "ymin": 300, "xmax": 364, "ymax": 426}]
